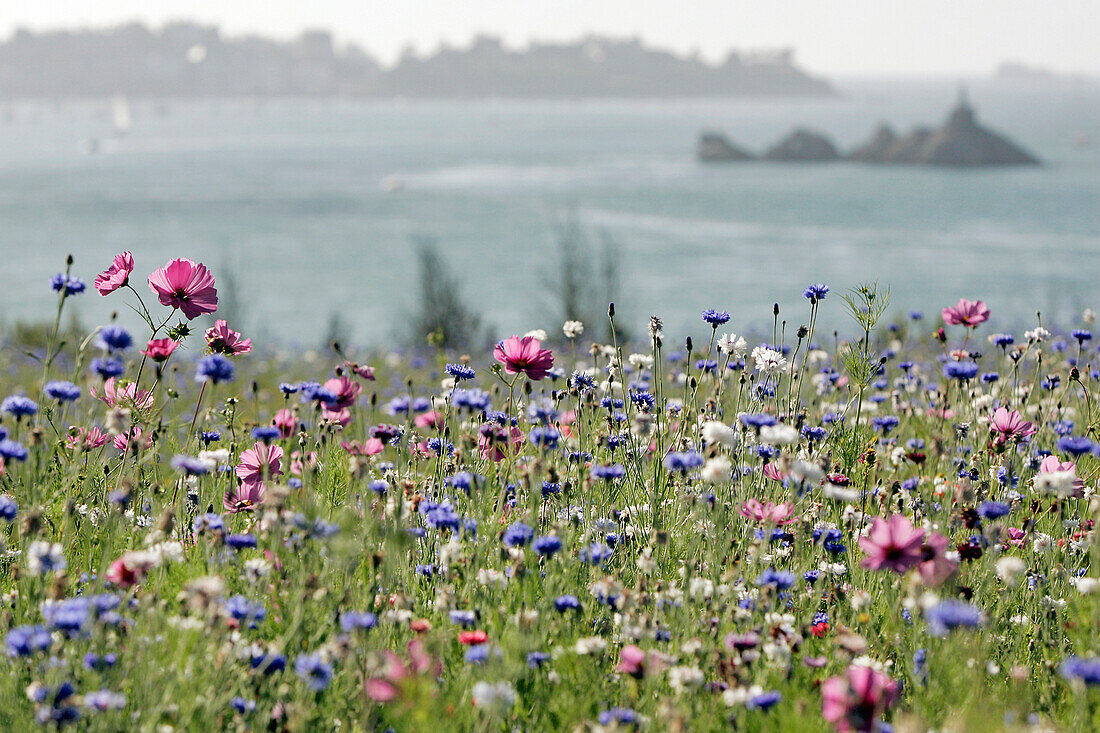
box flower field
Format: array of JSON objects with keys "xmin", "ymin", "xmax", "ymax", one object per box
[{"xmin": 0, "ymin": 253, "xmax": 1097, "ymax": 731}]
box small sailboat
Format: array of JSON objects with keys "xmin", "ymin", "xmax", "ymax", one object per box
[{"xmin": 111, "ymin": 95, "xmax": 132, "ymax": 136}]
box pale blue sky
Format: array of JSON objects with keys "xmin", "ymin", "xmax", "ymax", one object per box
[{"xmin": 5, "ymin": 1, "xmax": 1098, "ymax": 75}]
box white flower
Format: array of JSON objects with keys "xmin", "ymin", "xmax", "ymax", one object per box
[
  {"xmin": 562, "ymin": 320, "xmax": 584, "ymax": 339},
  {"xmin": 760, "ymin": 424, "xmax": 798, "ymax": 445},
  {"xmin": 701, "ymin": 455, "xmax": 732, "ymax": 483},
  {"xmin": 751, "ymin": 346, "xmax": 789, "ymax": 375},
  {"xmin": 717, "ymin": 333, "xmax": 748, "ymax": 358},
  {"xmin": 1025, "ymin": 327, "xmax": 1051, "ymax": 342},
  {"xmin": 1034, "ymin": 470, "xmax": 1077, "ymax": 498},
  {"xmin": 668, "ymin": 665, "xmax": 705, "ymax": 693},
  {"xmin": 26, "ymin": 541, "xmax": 66, "ymax": 576},
  {"xmin": 574, "ymin": 636, "xmax": 607, "ymax": 655},
  {"xmin": 523, "ymin": 329, "xmax": 548, "ymax": 341},
  {"xmin": 243, "ymin": 558, "xmax": 272, "ymax": 582},
  {"xmin": 701, "ymin": 421, "xmax": 738, "ymax": 449},
  {"xmin": 1032, "ymin": 533, "xmax": 1054, "ymax": 554},
  {"xmin": 627, "ymin": 353, "xmax": 654, "ymax": 369},
  {"xmin": 995, "ymin": 556, "xmax": 1027, "ymax": 586},
  {"xmin": 476, "ymin": 569, "xmax": 508, "ymax": 589},
  {"xmin": 471, "ymin": 681, "xmax": 516, "ymax": 713},
  {"xmin": 1071, "ymin": 577, "xmax": 1099, "ymax": 594},
  {"xmin": 823, "ymin": 484, "xmax": 858, "ymax": 502},
  {"xmin": 789, "ymin": 460, "xmax": 824, "ymax": 486}
]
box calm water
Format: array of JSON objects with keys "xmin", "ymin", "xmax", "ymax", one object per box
[{"xmin": 1, "ymin": 78, "xmax": 1098, "ymax": 345}]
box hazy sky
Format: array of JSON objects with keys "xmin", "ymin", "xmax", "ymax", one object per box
[{"xmin": 6, "ymin": 1, "xmax": 1099, "ymax": 75}]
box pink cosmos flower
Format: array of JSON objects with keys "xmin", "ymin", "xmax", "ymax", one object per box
[
  {"xmin": 414, "ymin": 410, "xmax": 444, "ymax": 430},
  {"xmin": 205, "ymin": 320, "xmax": 251, "ymax": 355},
  {"xmin": 290, "ymin": 450, "xmax": 319, "ymax": 476},
  {"xmin": 494, "ymin": 335, "xmax": 554, "ymax": 381},
  {"xmin": 478, "ymin": 423, "xmax": 524, "ymax": 462},
  {"xmin": 274, "ymin": 408, "xmax": 298, "ymax": 438},
  {"xmin": 989, "ymin": 407, "xmax": 1036, "ymax": 445},
  {"xmin": 762, "ymin": 463, "xmax": 787, "ymax": 483},
  {"xmin": 224, "ymin": 482, "xmax": 266, "ymax": 513},
  {"xmin": 343, "ymin": 361, "xmax": 376, "ymax": 381},
  {"xmin": 1004, "ymin": 527, "xmax": 1027, "ymax": 548},
  {"xmin": 95, "ymin": 252, "xmax": 135, "ymax": 296},
  {"xmin": 821, "ymin": 665, "xmax": 899, "ymax": 733},
  {"xmin": 235, "ymin": 442, "xmax": 283, "ymax": 486},
  {"xmin": 739, "ymin": 498, "xmax": 798, "ymax": 526},
  {"xmin": 1039, "ymin": 455, "xmax": 1086, "ymax": 494},
  {"xmin": 91, "ymin": 378, "xmax": 154, "ymax": 410},
  {"xmin": 942, "ymin": 298, "xmax": 990, "ymax": 328},
  {"xmin": 858, "ymin": 514, "xmax": 925, "ymax": 573},
  {"xmin": 113, "ymin": 427, "xmax": 152, "ymax": 452},
  {"xmin": 323, "ymin": 375, "xmax": 361, "ymax": 410},
  {"xmin": 916, "ymin": 531, "xmax": 958, "ymax": 586},
  {"xmin": 66, "ymin": 427, "xmax": 109, "ymax": 451},
  {"xmin": 341, "ymin": 438, "xmax": 384, "ymax": 456},
  {"xmin": 614, "ymin": 645, "xmax": 668, "ymax": 678},
  {"xmin": 147, "ymin": 258, "xmax": 218, "ymax": 320},
  {"xmin": 141, "ymin": 338, "xmax": 179, "ymax": 362},
  {"xmin": 321, "ymin": 407, "xmax": 351, "ymax": 426},
  {"xmin": 365, "ymin": 639, "xmax": 440, "ymax": 703},
  {"xmin": 106, "ymin": 550, "xmax": 157, "ymax": 588}
]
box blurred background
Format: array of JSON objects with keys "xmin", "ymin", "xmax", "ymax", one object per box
[{"xmin": 0, "ymin": 2, "xmax": 1098, "ymax": 347}]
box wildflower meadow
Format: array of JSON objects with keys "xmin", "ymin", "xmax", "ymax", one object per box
[{"xmin": 0, "ymin": 252, "xmax": 1097, "ymax": 732}]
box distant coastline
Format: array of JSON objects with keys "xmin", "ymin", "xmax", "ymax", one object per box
[{"xmin": 0, "ymin": 22, "xmax": 833, "ymax": 99}]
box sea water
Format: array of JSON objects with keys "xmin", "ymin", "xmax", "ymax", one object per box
[{"xmin": 0, "ymin": 77, "xmax": 1097, "ymax": 345}]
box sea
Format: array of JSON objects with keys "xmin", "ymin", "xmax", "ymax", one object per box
[{"xmin": 1, "ymin": 77, "xmax": 1098, "ymax": 347}]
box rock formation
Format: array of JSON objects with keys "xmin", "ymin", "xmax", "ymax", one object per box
[
  {"xmin": 762, "ymin": 129, "xmax": 839, "ymax": 161},
  {"xmin": 846, "ymin": 124, "xmax": 896, "ymax": 162},
  {"xmin": 697, "ymin": 132, "xmax": 754, "ymax": 162},
  {"xmin": 917, "ymin": 97, "xmax": 1040, "ymax": 166}
]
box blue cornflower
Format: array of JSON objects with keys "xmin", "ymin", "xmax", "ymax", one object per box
[
  {"xmin": 977, "ymin": 501, "xmax": 1011, "ymax": 520},
  {"xmin": 871, "ymin": 416, "xmax": 899, "ymax": 434},
  {"xmin": 96, "ymin": 325, "xmax": 133, "ymax": 352},
  {"xmin": 1060, "ymin": 656, "xmax": 1100, "ymax": 686},
  {"xmin": 449, "ymin": 610, "xmax": 477, "ymax": 627},
  {"xmin": 294, "ymin": 653, "xmax": 333, "ymax": 692},
  {"xmin": 192, "ymin": 513, "xmax": 225, "ymax": 534},
  {"xmin": 532, "ymin": 535, "xmax": 563, "ymax": 557},
  {"xmin": 340, "ymin": 611, "xmax": 378, "ymax": 632},
  {"xmin": 83, "ymin": 652, "xmax": 117, "ymax": 670},
  {"xmin": 1, "ymin": 395, "xmax": 38, "ymax": 418},
  {"xmin": 579, "ymin": 542, "xmax": 613, "ymax": 565},
  {"xmin": 991, "ymin": 333, "xmax": 1015, "ymax": 347},
  {"xmin": 740, "ymin": 413, "xmax": 777, "ymax": 429},
  {"xmin": 943, "ymin": 361, "xmax": 979, "ymax": 381},
  {"xmin": 664, "ymin": 451, "xmax": 704, "ymax": 472},
  {"xmin": 51, "ymin": 274, "xmax": 86, "ymax": 295},
  {"xmin": 6, "ymin": 625, "xmax": 52, "ymax": 656},
  {"xmin": 909, "ymin": 311, "xmax": 923, "ymax": 320},
  {"xmin": 368, "ymin": 480, "xmax": 388, "ymax": 495},
  {"xmin": 224, "ymin": 596, "xmax": 266, "ymax": 627},
  {"xmin": 229, "ymin": 697, "xmax": 256, "ymax": 714},
  {"xmin": 0, "ymin": 440, "xmax": 28, "ymax": 462},
  {"xmin": 925, "ymin": 600, "xmax": 984, "ymax": 637},
  {"xmin": 540, "ymin": 481, "xmax": 561, "ymax": 498},
  {"xmin": 170, "ymin": 455, "xmax": 209, "ymax": 476},
  {"xmin": 802, "ymin": 425, "xmax": 827, "ymax": 442},
  {"xmin": 630, "ymin": 391, "xmax": 656, "ymax": 410},
  {"xmin": 196, "ymin": 354, "xmax": 235, "ymax": 384},
  {"xmin": 747, "ymin": 690, "xmax": 782, "ymax": 711},
  {"xmin": 756, "ymin": 568, "xmax": 796, "ymax": 589},
  {"xmin": 527, "ymin": 651, "xmax": 551, "ymax": 668},
  {"xmin": 464, "ymin": 644, "xmax": 491, "ymax": 665},
  {"xmin": 1072, "ymin": 329, "xmax": 1092, "ymax": 343},
  {"xmin": 0, "ymin": 495, "xmax": 17, "ymax": 521},
  {"xmin": 445, "ymin": 363, "xmax": 476, "ymax": 381},
  {"xmin": 278, "ymin": 383, "xmax": 299, "ymax": 395},
  {"xmin": 502, "ymin": 522, "xmax": 534, "ymax": 547},
  {"xmin": 569, "ymin": 372, "xmax": 597, "ymax": 392},
  {"xmin": 803, "ymin": 284, "xmax": 829, "ymax": 301},
  {"xmin": 598, "ymin": 708, "xmax": 638, "ymax": 727},
  {"xmin": 554, "ymin": 595, "xmax": 581, "ymax": 612},
  {"xmin": 1058, "ymin": 435, "xmax": 1096, "ymax": 457},
  {"xmin": 701, "ymin": 309, "xmax": 731, "ymax": 326},
  {"xmin": 44, "ymin": 381, "xmax": 81, "ymax": 403},
  {"xmin": 200, "ymin": 430, "xmax": 221, "ymax": 444},
  {"xmin": 225, "ymin": 533, "xmax": 257, "ymax": 549},
  {"xmin": 251, "ymin": 426, "xmax": 281, "ymax": 443},
  {"xmin": 591, "ymin": 464, "xmax": 626, "ymax": 481},
  {"xmin": 250, "ymin": 651, "xmax": 286, "ymax": 675},
  {"xmin": 528, "ymin": 427, "xmax": 561, "ymax": 448},
  {"xmin": 981, "ymin": 372, "xmax": 999, "ymax": 383}
]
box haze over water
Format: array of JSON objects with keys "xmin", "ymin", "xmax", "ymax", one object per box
[{"xmin": 1, "ymin": 77, "xmax": 1098, "ymax": 345}]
